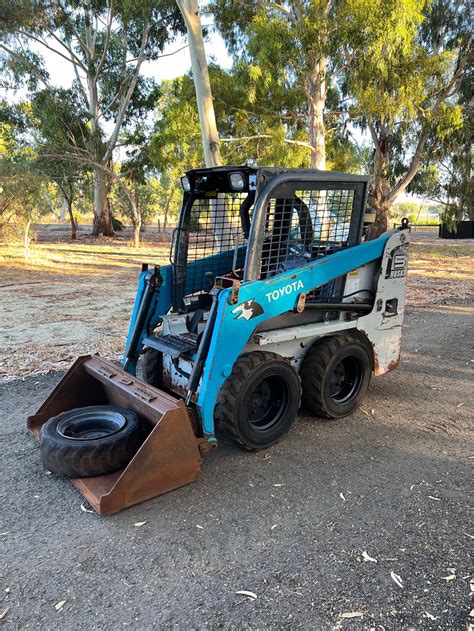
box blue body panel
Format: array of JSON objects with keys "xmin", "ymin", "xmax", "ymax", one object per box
[
  {"xmin": 197, "ymin": 234, "xmax": 390, "ymax": 435},
  {"xmin": 123, "ymin": 232, "xmax": 391, "ymax": 438},
  {"xmin": 122, "ymin": 247, "xmax": 247, "ymax": 370}
]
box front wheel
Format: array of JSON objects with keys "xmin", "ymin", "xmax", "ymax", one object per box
[
  {"xmin": 300, "ymin": 336, "xmax": 372, "ymax": 419},
  {"xmin": 215, "ymin": 352, "xmax": 301, "ymax": 450}
]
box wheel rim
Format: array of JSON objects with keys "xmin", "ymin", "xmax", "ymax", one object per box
[
  {"xmin": 247, "ymin": 375, "xmax": 290, "ymax": 433},
  {"xmin": 329, "ymin": 356, "xmax": 363, "ymax": 404},
  {"xmin": 57, "ymin": 409, "xmax": 127, "ymax": 440}
]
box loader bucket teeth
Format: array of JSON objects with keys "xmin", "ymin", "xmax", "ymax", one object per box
[{"xmin": 28, "ymin": 355, "xmax": 202, "ymax": 515}]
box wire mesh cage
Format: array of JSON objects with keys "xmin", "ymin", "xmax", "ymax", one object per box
[
  {"xmin": 259, "ymin": 185, "xmax": 364, "ymax": 303},
  {"xmin": 183, "ymin": 192, "xmax": 252, "ymax": 295}
]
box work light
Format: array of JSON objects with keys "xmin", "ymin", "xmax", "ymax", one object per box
[
  {"xmin": 229, "ymin": 172, "xmax": 245, "ymax": 190},
  {"xmin": 181, "ymin": 176, "xmax": 191, "ymax": 192}
]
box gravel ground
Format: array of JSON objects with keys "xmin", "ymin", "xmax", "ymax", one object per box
[{"xmin": 1, "ymin": 303, "xmax": 473, "ymax": 630}]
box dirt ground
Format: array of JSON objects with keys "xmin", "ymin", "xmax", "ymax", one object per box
[
  {"xmin": 0, "ymin": 224, "xmax": 473, "ymax": 382},
  {"xmin": 0, "ymin": 226, "xmax": 473, "ymax": 629}
]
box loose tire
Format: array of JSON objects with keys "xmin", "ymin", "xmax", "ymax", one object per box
[
  {"xmin": 215, "ymin": 351, "xmax": 301, "ymax": 450},
  {"xmin": 301, "ymin": 336, "xmax": 371, "ymax": 419},
  {"xmin": 40, "ymin": 405, "xmax": 143, "ymax": 478},
  {"xmin": 141, "ymin": 348, "xmax": 163, "ymax": 388}
]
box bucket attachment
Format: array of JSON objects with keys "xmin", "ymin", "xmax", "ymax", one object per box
[{"xmin": 28, "ymin": 355, "xmax": 202, "ymax": 515}]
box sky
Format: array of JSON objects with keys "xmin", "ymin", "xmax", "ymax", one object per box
[{"xmin": 3, "ymin": 25, "xmax": 232, "ymax": 94}]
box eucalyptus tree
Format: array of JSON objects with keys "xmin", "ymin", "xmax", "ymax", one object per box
[
  {"xmin": 342, "ymin": 0, "xmax": 471, "ymax": 236},
  {"xmin": 211, "ymin": 0, "xmax": 351, "ymax": 170},
  {"xmin": 1, "ymin": 0, "xmax": 185, "ymax": 236},
  {"xmin": 29, "ymin": 87, "xmax": 91, "ymax": 239}
]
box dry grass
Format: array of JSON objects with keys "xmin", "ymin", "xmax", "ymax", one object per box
[
  {"xmin": 0, "ymin": 226, "xmax": 472, "ymax": 382},
  {"xmin": 407, "ymin": 239, "xmax": 474, "ymax": 306}
]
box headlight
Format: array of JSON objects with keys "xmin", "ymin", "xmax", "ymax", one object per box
[
  {"xmin": 229, "ymin": 172, "xmax": 245, "ymax": 190},
  {"xmin": 181, "ymin": 176, "xmax": 191, "ymax": 192}
]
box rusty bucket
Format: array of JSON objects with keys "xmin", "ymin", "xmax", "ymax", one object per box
[{"xmin": 28, "ymin": 355, "xmax": 202, "ymax": 515}]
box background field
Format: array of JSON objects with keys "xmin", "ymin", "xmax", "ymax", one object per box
[{"xmin": 1, "ymin": 225, "xmax": 472, "ymax": 382}]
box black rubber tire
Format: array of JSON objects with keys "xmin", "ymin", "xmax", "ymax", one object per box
[
  {"xmin": 141, "ymin": 348, "xmax": 163, "ymax": 388},
  {"xmin": 215, "ymin": 351, "xmax": 301, "ymax": 450},
  {"xmin": 39, "ymin": 405, "xmax": 143, "ymax": 478},
  {"xmin": 300, "ymin": 336, "xmax": 372, "ymax": 419}
]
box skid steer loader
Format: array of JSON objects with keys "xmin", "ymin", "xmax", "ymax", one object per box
[{"xmin": 28, "ymin": 167, "xmax": 410, "ymax": 515}]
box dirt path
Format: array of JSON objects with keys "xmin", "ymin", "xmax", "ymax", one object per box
[{"xmin": 1, "ymin": 303, "xmax": 472, "ymax": 630}]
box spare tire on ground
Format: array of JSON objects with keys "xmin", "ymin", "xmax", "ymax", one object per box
[{"xmin": 39, "ymin": 405, "xmax": 143, "ymax": 478}]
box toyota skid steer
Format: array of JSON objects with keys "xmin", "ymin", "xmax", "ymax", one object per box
[{"xmin": 28, "ymin": 167, "xmax": 410, "ymax": 515}]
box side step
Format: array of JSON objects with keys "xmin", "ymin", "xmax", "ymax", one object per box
[
  {"xmin": 143, "ymin": 333, "xmax": 198, "ymax": 357},
  {"xmin": 27, "ymin": 355, "xmax": 202, "ymax": 515}
]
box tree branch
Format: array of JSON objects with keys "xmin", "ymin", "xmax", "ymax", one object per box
[
  {"xmin": 16, "ymin": 29, "xmax": 87, "ymax": 72},
  {"xmin": 367, "ymin": 119, "xmax": 381, "ymax": 154},
  {"xmin": 104, "ymin": 24, "xmax": 149, "ymax": 162},
  {"xmin": 94, "ymin": 1, "xmax": 114, "ymax": 82},
  {"xmin": 0, "ymin": 43, "xmax": 50, "ymax": 88},
  {"xmin": 221, "ymin": 135, "xmax": 315, "ymax": 152}
]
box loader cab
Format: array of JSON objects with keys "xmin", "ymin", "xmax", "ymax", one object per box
[{"xmin": 172, "ymin": 166, "xmax": 368, "ymax": 312}]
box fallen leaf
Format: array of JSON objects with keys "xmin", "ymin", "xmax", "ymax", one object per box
[
  {"xmin": 441, "ymin": 570, "xmax": 456, "ymax": 581},
  {"xmin": 340, "ymin": 492, "xmax": 346, "ymax": 501},
  {"xmin": 80, "ymin": 503, "xmax": 94, "ymax": 514},
  {"xmin": 340, "ymin": 612, "xmax": 363, "ymax": 619},
  {"xmin": 362, "ymin": 551, "xmax": 377, "ymax": 563},
  {"xmin": 55, "ymin": 600, "xmax": 66, "ymax": 611},
  {"xmin": 423, "ymin": 611, "xmax": 437, "ymax": 621},
  {"xmin": 0, "ymin": 609, "xmax": 10, "ymax": 621},
  {"xmin": 236, "ymin": 590, "xmax": 257, "ymax": 600},
  {"xmin": 390, "ymin": 571, "xmax": 404, "ymax": 588},
  {"xmin": 134, "ymin": 521, "xmax": 147, "ymax": 527}
]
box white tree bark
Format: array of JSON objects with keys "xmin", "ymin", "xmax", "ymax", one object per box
[
  {"xmin": 177, "ymin": 0, "xmax": 232, "ymax": 251},
  {"xmin": 177, "ymin": 0, "xmax": 221, "ymax": 167}
]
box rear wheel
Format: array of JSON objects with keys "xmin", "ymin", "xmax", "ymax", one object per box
[
  {"xmin": 215, "ymin": 352, "xmax": 301, "ymax": 450},
  {"xmin": 40, "ymin": 405, "xmax": 143, "ymax": 478},
  {"xmin": 301, "ymin": 336, "xmax": 371, "ymax": 419}
]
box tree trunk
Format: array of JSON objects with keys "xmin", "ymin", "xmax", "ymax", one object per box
[
  {"xmin": 177, "ymin": 0, "xmax": 221, "ymax": 167},
  {"xmin": 163, "ymin": 189, "xmax": 174, "ymax": 231},
  {"xmin": 92, "ymin": 166, "xmax": 114, "ymax": 236},
  {"xmin": 132, "ymin": 215, "xmax": 141, "ymax": 247},
  {"xmin": 367, "ymin": 135, "xmax": 392, "ymax": 239},
  {"xmin": 23, "ymin": 218, "xmax": 32, "ymax": 259},
  {"xmin": 131, "ymin": 199, "xmax": 141, "ymax": 247},
  {"xmin": 306, "ymin": 55, "xmax": 328, "ymax": 170},
  {"xmin": 177, "ymin": 0, "xmax": 231, "ymax": 250},
  {"xmin": 130, "ymin": 183, "xmax": 142, "ymax": 247},
  {"xmin": 59, "ymin": 196, "xmax": 67, "ymax": 223},
  {"xmin": 67, "ymin": 198, "xmax": 77, "ymax": 240}
]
